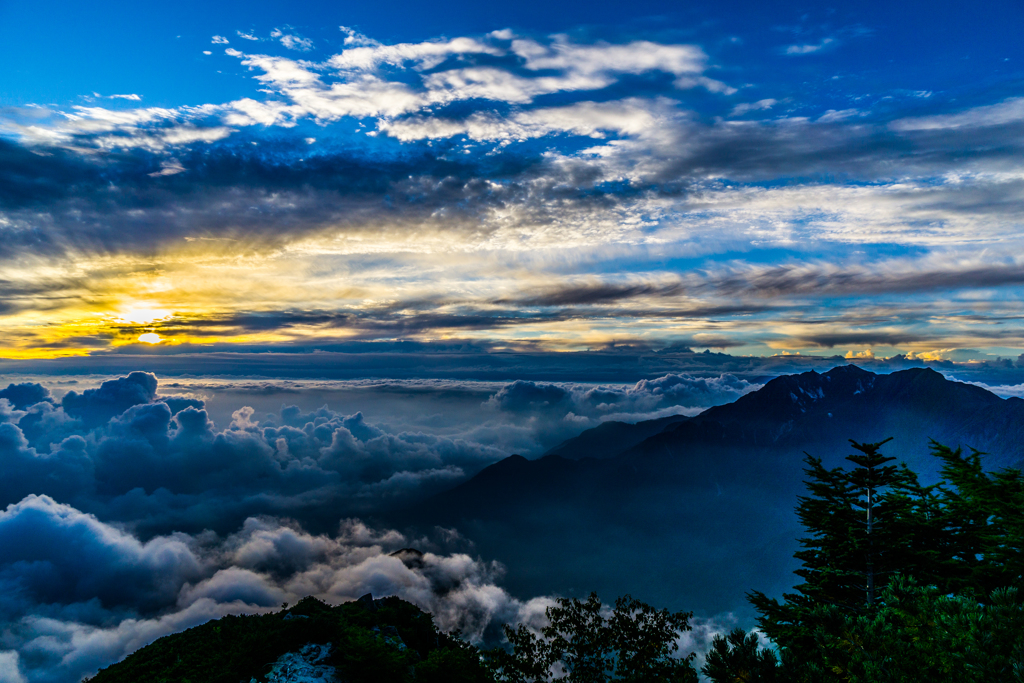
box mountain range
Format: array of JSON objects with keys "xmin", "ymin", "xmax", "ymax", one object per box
[{"xmin": 394, "ymin": 365, "xmax": 1024, "ymax": 617}]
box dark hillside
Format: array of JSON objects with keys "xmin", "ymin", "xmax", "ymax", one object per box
[{"xmin": 86, "ymin": 595, "xmax": 490, "ymax": 683}]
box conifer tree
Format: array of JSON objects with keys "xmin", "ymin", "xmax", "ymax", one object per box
[
  {"xmin": 929, "ymin": 441, "xmax": 1024, "ymax": 596},
  {"xmin": 748, "ymin": 438, "xmax": 938, "ymax": 680}
]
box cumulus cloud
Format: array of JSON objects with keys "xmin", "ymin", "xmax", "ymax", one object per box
[
  {"xmin": 0, "ymin": 374, "xmax": 512, "ymax": 533},
  {"xmin": 0, "ymin": 370, "xmax": 765, "ymax": 537},
  {"xmin": 0, "ymin": 496, "xmax": 552, "ymax": 683}
]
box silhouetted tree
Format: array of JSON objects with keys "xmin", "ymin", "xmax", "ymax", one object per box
[
  {"xmin": 488, "ymin": 593, "xmax": 697, "ymax": 683},
  {"xmin": 701, "ymin": 628, "xmax": 781, "ymax": 683}
]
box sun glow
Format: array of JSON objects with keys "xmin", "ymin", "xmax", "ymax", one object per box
[
  {"xmin": 138, "ymin": 333, "xmax": 163, "ymax": 344},
  {"xmin": 114, "ymin": 306, "xmax": 173, "ymax": 325}
]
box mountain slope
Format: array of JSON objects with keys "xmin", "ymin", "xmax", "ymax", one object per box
[
  {"xmin": 85, "ymin": 594, "xmax": 490, "ymax": 683},
  {"xmin": 398, "ymin": 366, "xmax": 1024, "ymax": 617}
]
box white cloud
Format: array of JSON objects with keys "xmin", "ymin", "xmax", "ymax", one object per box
[
  {"xmin": 223, "ymin": 98, "xmax": 299, "ymax": 127},
  {"xmin": 211, "ymin": 35, "xmax": 229, "ymax": 44},
  {"xmin": 280, "ymin": 35, "xmax": 314, "ymax": 51},
  {"xmin": 729, "ymin": 98, "xmax": 777, "ymax": 117},
  {"xmin": 958, "ymin": 380, "xmax": 1024, "ymax": 398},
  {"xmin": 0, "ymin": 500, "xmax": 555, "ymax": 681},
  {"xmin": 272, "ymin": 29, "xmax": 314, "ymax": 52},
  {"xmin": 511, "ymin": 38, "xmax": 733, "ymax": 93},
  {"xmin": 147, "ymin": 159, "xmax": 186, "ymax": 177},
  {"xmin": 220, "ymin": 33, "xmax": 732, "ymax": 135},
  {"xmin": 327, "ymin": 36, "xmax": 501, "ymax": 72},
  {"xmin": 380, "ymin": 98, "xmax": 666, "ymax": 143},
  {"xmin": 95, "ymin": 125, "xmax": 233, "ymax": 151},
  {"xmin": 0, "ymin": 653, "xmax": 26, "ymax": 683},
  {"xmin": 108, "ymin": 94, "xmax": 142, "ymax": 101},
  {"xmin": 339, "ymin": 26, "xmax": 379, "ymax": 47},
  {"xmin": 237, "ymin": 30, "xmax": 260, "ymax": 41},
  {"xmin": 784, "ymin": 38, "xmax": 835, "ymax": 55},
  {"xmin": 890, "ymin": 97, "xmax": 1024, "ymax": 131}
]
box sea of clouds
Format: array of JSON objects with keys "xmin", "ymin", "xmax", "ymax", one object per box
[{"xmin": 0, "ymin": 370, "xmax": 759, "ymax": 682}]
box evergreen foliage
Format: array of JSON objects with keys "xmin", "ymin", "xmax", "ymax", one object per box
[{"xmin": 735, "ymin": 438, "xmax": 1024, "ymax": 683}]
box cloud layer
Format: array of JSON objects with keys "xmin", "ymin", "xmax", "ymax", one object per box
[
  {"xmin": 0, "ymin": 369, "xmax": 767, "ymax": 681},
  {"xmin": 0, "ymin": 26, "xmax": 1022, "ymax": 360}
]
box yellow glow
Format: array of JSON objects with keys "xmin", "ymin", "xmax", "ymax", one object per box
[
  {"xmin": 114, "ymin": 306, "xmax": 173, "ymax": 324},
  {"xmin": 138, "ymin": 333, "xmax": 163, "ymax": 344}
]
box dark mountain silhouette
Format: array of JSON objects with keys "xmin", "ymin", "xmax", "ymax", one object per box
[
  {"xmin": 395, "ymin": 366, "xmax": 1024, "ymax": 617},
  {"xmin": 545, "ymin": 413, "xmax": 690, "ymax": 460}
]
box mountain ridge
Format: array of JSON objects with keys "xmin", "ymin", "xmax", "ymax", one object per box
[{"xmin": 397, "ymin": 365, "xmax": 1024, "ymax": 615}]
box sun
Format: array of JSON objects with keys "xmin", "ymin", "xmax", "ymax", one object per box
[{"xmin": 138, "ymin": 333, "xmax": 163, "ymax": 344}]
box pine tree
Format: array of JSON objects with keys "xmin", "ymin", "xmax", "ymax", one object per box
[
  {"xmin": 929, "ymin": 441, "xmax": 1024, "ymax": 596},
  {"xmin": 748, "ymin": 438, "xmax": 939, "ymax": 680}
]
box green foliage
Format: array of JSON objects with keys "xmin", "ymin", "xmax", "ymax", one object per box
[
  {"xmin": 416, "ymin": 632, "xmax": 496, "ymax": 683},
  {"xmin": 929, "ymin": 441, "xmax": 1024, "ymax": 596},
  {"xmin": 487, "ymin": 593, "xmax": 697, "ymax": 683},
  {"xmin": 85, "ymin": 595, "xmax": 492, "ymax": 683},
  {"xmin": 701, "ymin": 628, "xmax": 781, "ymax": 683},
  {"xmin": 801, "ymin": 576, "xmax": 1024, "ymax": 683},
  {"xmin": 748, "ymin": 438, "xmax": 1024, "ymax": 683}
]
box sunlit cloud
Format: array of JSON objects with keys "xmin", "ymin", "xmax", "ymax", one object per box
[{"xmin": 0, "ymin": 26, "xmax": 1022, "ymax": 360}]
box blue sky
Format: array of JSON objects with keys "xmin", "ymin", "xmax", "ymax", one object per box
[{"xmin": 1, "ymin": 0, "xmax": 1023, "ymax": 363}]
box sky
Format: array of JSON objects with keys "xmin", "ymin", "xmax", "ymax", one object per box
[
  {"xmin": 1, "ymin": 1, "xmax": 1024, "ymax": 680},
  {"xmin": 1, "ymin": 0, "xmax": 1023, "ymax": 363}
]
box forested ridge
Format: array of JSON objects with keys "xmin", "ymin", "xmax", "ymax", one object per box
[{"xmin": 90, "ymin": 439, "xmax": 1024, "ymax": 682}]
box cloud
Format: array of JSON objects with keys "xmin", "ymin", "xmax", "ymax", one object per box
[
  {"xmin": 108, "ymin": 94, "xmax": 142, "ymax": 101},
  {"xmin": 510, "ymin": 38, "xmax": 726, "ymax": 92},
  {"xmin": 147, "ymin": 158, "xmax": 185, "ymax": 176},
  {"xmin": 379, "ymin": 98, "xmax": 667, "ymax": 142},
  {"xmin": 272, "ymin": 28, "xmax": 314, "ymax": 52},
  {"xmin": 485, "ymin": 374, "xmax": 762, "ymax": 435},
  {"xmin": 0, "ymin": 373, "xmax": 523, "ymax": 532},
  {"xmin": 61, "ymin": 371, "xmax": 158, "ymax": 427},
  {"xmin": 0, "ymin": 383, "xmax": 52, "ymax": 411},
  {"xmin": 0, "ymin": 497, "xmax": 553, "ymax": 683},
  {"xmin": 784, "ymin": 37, "xmax": 835, "ymax": 54},
  {"xmin": 2, "ymin": 27, "xmax": 1024, "ymax": 360},
  {"xmin": 0, "ymin": 653, "xmax": 26, "ymax": 683},
  {"xmin": 211, "ymin": 35, "xmax": 229, "ymax": 44},
  {"xmin": 890, "ymin": 97, "xmax": 1024, "ymax": 131},
  {"xmin": 729, "ymin": 99, "xmax": 777, "ymax": 117}
]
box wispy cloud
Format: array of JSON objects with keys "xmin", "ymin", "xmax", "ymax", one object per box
[
  {"xmin": 784, "ymin": 37, "xmax": 835, "ymax": 55},
  {"xmin": 271, "ymin": 28, "xmax": 314, "ymax": 52}
]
